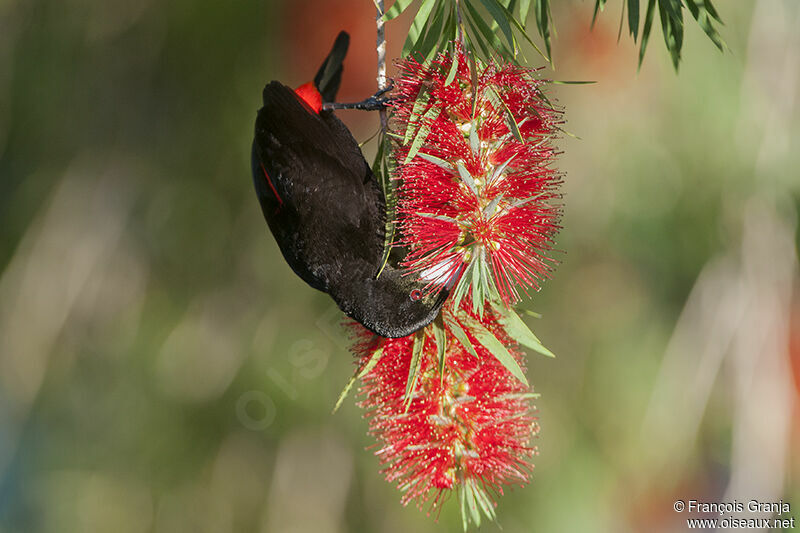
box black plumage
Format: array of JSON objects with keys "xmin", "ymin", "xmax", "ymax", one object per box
[{"xmin": 250, "ymin": 32, "xmax": 446, "ymax": 338}]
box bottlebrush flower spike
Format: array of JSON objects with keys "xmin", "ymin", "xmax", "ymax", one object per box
[
  {"xmin": 350, "ymin": 303, "xmax": 539, "ymax": 528},
  {"xmin": 390, "ymin": 48, "xmax": 563, "ymax": 312}
]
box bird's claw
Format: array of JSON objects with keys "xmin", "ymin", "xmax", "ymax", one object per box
[{"xmin": 323, "ymin": 83, "xmax": 396, "ymax": 112}]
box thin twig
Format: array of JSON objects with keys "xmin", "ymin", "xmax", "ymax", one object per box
[{"xmin": 376, "ymin": 0, "xmax": 388, "ymax": 132}]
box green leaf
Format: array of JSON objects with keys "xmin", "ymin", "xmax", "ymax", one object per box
[
  {"xmin": 456, "ymin": 161, "xmax": 478, "ymax": 195},
  {"xmin": 703, "ymin": 0, "xmax": 721, "ymax": 22},
  {"xmin": 478, "ymin": 0, "xmax": 518, "ymax": 56},
  {"xmin": 482, "ymin": 193, "xmax": 504, "ymax": 217},
  {"xmin": 416, "ymin": 0, "xmax": 448, "ymax": 61},
  {"xmin": 468, "ymin": 317, "xmax": 529, "ymax": 386},
  {"xmin": 658, "ymin": 0, "xmax": 684, "ymax": 71},
  {"xmin": 333, "ymin": 345, "xmax": 384, "ymax": 413},
  {"xmin": 637, "ymin": 0, "xmax": 656, "ymax": 69},
  {"xmin": 485, "ymin": 86, "xmax": 523, "ymax": 142},
  {"xmin": 472, "ymin": 481, "xmax": 497, "ymax": 520},
  {"xmin": 445, "ymin": 314, "xmax": 480, "ymax": 358},
  {"xmin": 432, "ymin": 316, "xmax": 447, "ymax": 383},
  {"xmin": 591, "ymin": 0, "xmax": 607, "ymax": 28},
  {"xmin": 404, "ymin": 84, "xmax": 431, "ymax": 144},
  {"xmin": 464, "ymin": 481, "xmax": 481, "ymax": 527},
  {"xmin": 417, "ymin": 152, "xmax": 453, "ymax": 170},
  {"xmin": 403, "ymin": 331, "xmax": 425, "ymax": 410},
  {"xmin": 534, "ymin": 0, "xmax": 552, "ymax": 62},
  {"xmin": 685, "ymin": 0, "xmax": 725, "ymax": 51},
  {"xmin": 487, "ymin": 155, "xmax": 514, "ymax": 186},
  {"xmin": 373, "ymin": 134, "xmax": 396, "ymax": 280},
  {"xmin": 468, "ymin": 51, "xmax": 480, "ymax": 117},
  {"xmin": 404, "ymin": 105, "xmax": 440, "ymax": 164},
  {"xmin": 459, "ymin": 484, "xmax": 469, "ymax": 531},
  {"xmin": 418, "ymin": 212, "xmax": 458, "ymax": 223},
  {"xmin": 383, "ymin": 0, "xmax": 415, "ymax": 21},
  {"xmin": 403, "ymin": 0, "xmax": 438, "ymax": 56},
  {"xmin": 498, "ymin": 306, "xmax": 554, "ymax": 357},
  {"xmin": 502, "ymin": 1, "xmax": 548, "ymax": 63},
  {"xmin": 468, "ymin": 123, "xmax": 480, "ymax": 153},
  {"xmin": 471, "ymin": 250, "xmax": 483, "ymax": 309},
  {"xmin": 444, "ymin": 53, "xmax": 460, "ymax": 86},
  {"xmin": 463, "ymin": 0, "xmax": 513, "ymax": 60},
  {"xmin": 627, "ymin": 0, "xmax": 639, "ymax": 40},
  {"xmin": 551, "ymin": 79, "xmax": 597, "ymax": 84},
  {"xmin": 451, "ymin": 259, "xmax": 473, "ymax": 310},
  {"xmin": 519, "ymin": 0, "xmax": 532, "ymax": 28}
]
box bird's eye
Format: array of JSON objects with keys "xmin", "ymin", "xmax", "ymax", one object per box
[{"xmin": 410, "ymin": 289, "xmax": 422, "ymax": 301}]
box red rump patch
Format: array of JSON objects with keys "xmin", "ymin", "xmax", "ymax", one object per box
[{"xmin": 294, "ymin": 82, "xmax": 322, "ymax": 114}]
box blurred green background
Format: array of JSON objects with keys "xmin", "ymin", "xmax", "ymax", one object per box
[{"xmin": 0, "ymin": 1, "xmax": 798, "ymax": 531}]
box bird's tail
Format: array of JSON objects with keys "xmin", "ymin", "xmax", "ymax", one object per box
[{"xmin": 313, "ymin": 31, "xmax": 349, "ymax": 104}]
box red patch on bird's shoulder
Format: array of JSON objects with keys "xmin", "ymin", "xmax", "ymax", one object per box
[{"xmin": 294, "ymin": 82, "xmax": 322, "ymax": 114}]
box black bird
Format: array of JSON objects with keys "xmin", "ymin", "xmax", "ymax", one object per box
[{"xmin": 251, "ymin": 31, "xmax": 447, "ymax": 338}]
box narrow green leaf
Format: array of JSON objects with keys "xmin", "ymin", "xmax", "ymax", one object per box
[
  {"xmin": 512, "ymin": 391, "xmax": 541, "ymax": 400},
  {"xmin": 445, "ymin": 315, "xmax": 480, "ymax": 358},
  {"xmin": 418, "ymin": 152, "xmax": 453, "ymax": 170},
  {"xmin": 534, "ymin": 0, "xmax": 552, "ymax": 61},
  {"xmin": 333, "ymin": 374, "xmax": 358, "ymax": 414},
  {"xmin": 459, "ymin": 485, "xmax": 469, "ymax": 531},
  {"xmin": 444, "ymin": 53, "xmax": 460, "ymax": 86},
  {"xmin": 468, "ymin": 52, "xmax": 479, "ymax": 117},
  {"xmin": 442, "ymin": 3, "xmax": 458, "ymax": 46},
  {"xmin": 416, "ymin": 0, "xmax": 448, "ymax": 60},
  {"xmin": 478, "ymin": 0, "xmax": 517, "ymax": 56},
  {"xmin": 432, "ymin": 317, "xmax": 447, "ymax": 383},
  {"xmin": 373, "ymin": 134, "xmax": 395, "ymax": 280},
  {"xmin": 333, "ymin": 345, "xmax": 384, "ymax": 413},
  {"xmin": 472, "ymin": 482, "xmax": 497, "ymax": 520},
  {"xmin": 404, "ymin": 85, "xmax": 431, "ymax": 144},
  {"xmin": 451, "ymin": 260, "xmax": 471, "ymax": 309},
  {"xmin": 519, "ymin": 0, "xmax": 532, "ymax": 28},
  {"xmin": 383, "ymin": 0, "xmax": 415, "ymax": 21},
  {"xmin": 551, "ymin": 79, "xmax": 597, "ymax": 84},
  {"xmin": 468, "ymin": 124, "xmax": 480, "ymax": 153},
  {"xmin": 359, "ymin": 346, "xmax": 385, "ymax": 377},
  {"xmin": 463, "ymin": 0, "xmax": 513, "ymax": 60},
  {"xmin": 465, "ymin": 481, "xmax": 481, "ymax": 527},
  {"xmin": 418, "ymin": 212, "xmax": 458, "ymax": 223},
  {"xmin": 404, "ymin": 331, "xmax": 425, "ymax": 410},
  {"xmin": 703, "ymin": 0, "xmax": 721, "ymax": 22},
  {"xmin": 638, "ymin": 0, "xmax": 656, "ymax": 69},
  {"xmin": 456, "ymin": 161, "xmax": 478, "ymax": 195},
  {"xmin": 469, "ymin": 318, "xmax": 529, "ymax": 386},
  {"xmin": 404, "ymin": 105, "xmax": 439, "ymax": 164},
  {"xmin": 657, "ymin": 0, "xmax": 683, "ymax": 70},
  {"xmin": 485, "ymin": 86, "xmax": 523, "ymax": 142},
  {"xmin": 482, "ymin": 193, "xmax": 504, "ymax": 217},
  {"xmin": 403, "ymin": 0, "xmax": 438, "ymax": 56},
  {"xmin": 627, "ymin": 0, "xmax": 639, "ymax": 40},
  {"xmin": 591, "ymin": 0, "xmax": 607, "ymax": 28},
  {"xmin": 499, "ymin": 306, "xmax": 555, "ymax": 357},
  {"xmin": 487, "ymin": 155, "xmax": 514, "ymax": 186},
  {"xmin": 500, "ymin": 1, "xmax": 548, "ymax": 62},
  {"xmin": 471, "ymin": 250, "xmax": 483, "ymax": 309},
  {"xmin": 685, "ymin": 0, "xmax": 724, "ymax": 51}
]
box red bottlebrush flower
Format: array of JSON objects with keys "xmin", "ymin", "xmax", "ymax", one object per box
[
  {"xmin": 390, "ymin": 49, "xmax": 563, "ymax": 309},
  {"xmin": 350, "ymin": 303, "xmax": 539, "ymax": 526}
]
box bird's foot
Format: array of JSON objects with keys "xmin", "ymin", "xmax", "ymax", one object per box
[{"xmin": 323, "ymin": 83, "xmax": 395, "ymax": 112}]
